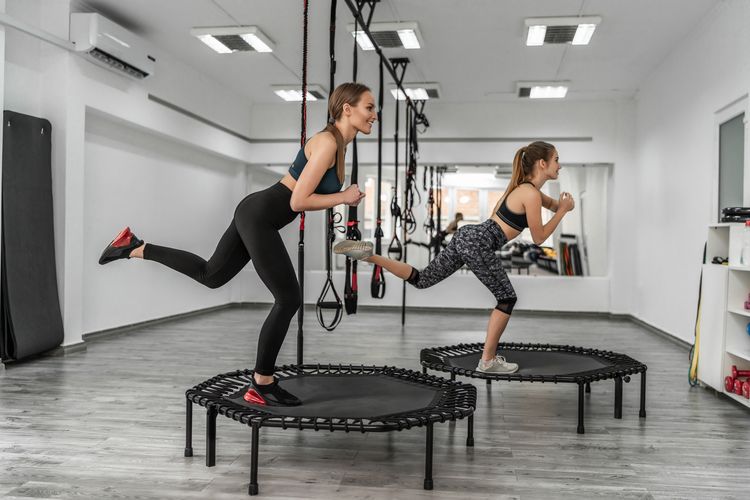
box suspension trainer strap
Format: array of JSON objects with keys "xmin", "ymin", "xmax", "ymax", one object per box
[
  {"xmin": 424, "ymin": 165, "xmax": 436, "ymax": 259},
  {"xmin": 387, "ymin": 58, "xmax": 408, "ymax": 261},
  {"xmin": 434, "ymin": 166, "xmax": 444, "ymax": 257},
  {"xmin": 343, "ymin": 0, "xmax": 374, "ymax": 314},
  {"xmin": 296, "ymin": 0, "xmax": 310, "ymax": 364},
  {"xmin": 371, "ymin": 57, "xmax": 386, "ymax": 299},
  {"xmin": 315, "ymin": 0, "xmax": 344, "ymax": 332}
]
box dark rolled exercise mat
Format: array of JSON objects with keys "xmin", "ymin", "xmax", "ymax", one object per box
[{"xmin": 1, "ymin": 111, "xmax": 63, "ymax": 361}]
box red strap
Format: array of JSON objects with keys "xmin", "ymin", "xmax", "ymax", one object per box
[{"xmin": 299, "ymin": 212, "xmax": 306, "ymax": 230}]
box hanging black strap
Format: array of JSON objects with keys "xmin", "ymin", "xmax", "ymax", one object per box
[
  {"xmin": 387, "ymin": 58, "xmax": 408, "ymax": 261},
  {"xmin": 424, "ymin": 165, "xmax": 436, "ymax": 259},
  {"xmin": 344, "ymin": 0, "xmax": 366, "ymax": 315},
  {"xmin": 402, "ymin": 105, "xmax": 418, "ymax": 235},
  {"xmin": 371, "ymin": 57, "xmax": 386, "ymax": 299},
  {"xmin": 315, "ymin": 0, "xmax": 344, "ymax": 331},
  {"xmin": 296, "ymin": 0, "xmax": 310, "ymax": 364},
  {"xmin": 316, "ymin": 209, "xmax": 345, "ymax": 331}
]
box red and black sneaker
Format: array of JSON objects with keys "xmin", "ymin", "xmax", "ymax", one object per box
[
  {"xmin": 243, "ymin": 377, "xmax": 302, "ymax": 407},
  {"xmin": 98, "ymin": 227, "xmax": 144, "ymax": 265}
]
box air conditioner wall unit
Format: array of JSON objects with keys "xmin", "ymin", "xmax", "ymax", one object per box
[{"xmin": 69, "ymin": 13, "xmax": 156, "ymax": 80}]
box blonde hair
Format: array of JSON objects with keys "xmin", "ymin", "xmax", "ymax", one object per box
[{"xmin": 320, "ymin": 82, "xmax": 371, "ymax": 183}]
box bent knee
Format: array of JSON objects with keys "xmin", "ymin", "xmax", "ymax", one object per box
[
  {"xmin": 201, "ymin": 273, "xmax": 229, "ymax": 289},
  {"xmin": 275, "ymin": 294, "xmax": 302, "ymax": 313},
  {"xmin": 495, "ymin": 297, "xmax": 517, "ymax": 315}
]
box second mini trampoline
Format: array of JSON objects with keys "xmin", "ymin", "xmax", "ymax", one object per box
[{"xmin": 420, "ymin": 342, "xmax": 647, "ymax": 434}]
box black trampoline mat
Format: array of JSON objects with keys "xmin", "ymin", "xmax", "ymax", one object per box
[
  {"xmin": 448, "ymin": 349, "xmax": 611, "ymax": 376},
  {"xmin": 227, "ymin": 374, "xmax": 442, "ymax": 419}
]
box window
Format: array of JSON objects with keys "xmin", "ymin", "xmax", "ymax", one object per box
[
  {"xmin": 363, "ymin": 177, "xmax": 393, "ymax": 239},
  {"xmin": 455, "ymin": 189, "xmax": 479, "ymax": 222}
]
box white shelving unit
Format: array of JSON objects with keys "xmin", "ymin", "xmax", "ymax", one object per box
[{"xmin": 698, "ymin": 223, "xmax": 750, "ymax": 406}]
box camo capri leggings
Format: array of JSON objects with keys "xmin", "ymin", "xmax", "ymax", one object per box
[{"xmin": 407, "ymin": 219, "xmax": 517, "ymax": 314}]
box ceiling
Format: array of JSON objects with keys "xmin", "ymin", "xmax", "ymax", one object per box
[{"xmin": 73, "ymin": 0, "xmax": 719, "ymax": 104}]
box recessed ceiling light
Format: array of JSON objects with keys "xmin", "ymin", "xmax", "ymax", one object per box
[
  {"xmin": 348, "ymin": 22, "xmax": 423, "ymax": 51},
  {"xmin": 517, "ymin": 81, "xmax": 570, "ymax": 99},
  {"xmin": 389, "ymin": 82, "xmax": 441, "ymax": 101},
  {"xmin": 190, "ymin": 26, "xmax": 275, "ymax": 53},
  {"xmin": 272, "ymin": 84, "xmax": 327, "ymax": 102},
  {"xmin": 524, "ymin": 16, "xmax": 601, "ymax": 46}
]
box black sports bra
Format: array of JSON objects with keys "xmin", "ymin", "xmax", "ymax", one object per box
[{"xmin": 496, "ymin": 182, "xmax": 533, "ymax": 231}]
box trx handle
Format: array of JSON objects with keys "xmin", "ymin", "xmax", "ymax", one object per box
[
  {"xmin": 316, "ymin": 276, "xmax": 343, "ymax": 332},
  {"xmin": 371, "ymin": 220, "xmax": 386, "ymax": 298},
  {"xmin": 371, "ymin": 56, "xmax": 386, "ymax": 299},
  {"xmin": 344, "ymin": 220, "xmax": 361, "ymax": 315},
  {"xmin": 370, "ymin": 263, "xmax": 386, "ymax": 299},
  {"xmin": 316, "ymin": 209, "xmax": 344, "ymax": 332},
  {"xmin": 388, "ymin": 234, "xmax": 403, "ymax": 261}
]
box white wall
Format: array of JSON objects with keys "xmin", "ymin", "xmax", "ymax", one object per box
[
  {"xmin": 633, "ymin": 0, "xmax": 750, "ymax": 342},
  {"xmin": 2, "ymin": 0, "xmax": 264, "ymax": 346},
  {"xmin": 18, "ymin": 0, "xmax": 740, "ymax": 344},
  {"xmin": 82, "ymin": 112, "xmax": 245, "ymax": 333},
  {"xmin": 245, "ymin": 92, "xmax": 636, "ymax": 313}
]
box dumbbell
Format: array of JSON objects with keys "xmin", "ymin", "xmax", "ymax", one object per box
[
  {"xmin": 725, "ymin": 375, "xmax": 749, "ymax": 395},
  {"xmin": 731, "ymin": 365, "xmax": 750, "ymax": 379}
]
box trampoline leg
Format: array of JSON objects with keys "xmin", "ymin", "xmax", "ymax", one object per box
[
  {"xmin": 585, "ymin": 382, "xmax": 591, "ymax": 394},
  {"xmin": 466, "ymin": 415, "xmax": 474, "ymax": 447},
  {"xmin": 577, "ymin": 383, "xmax": 585, "ymax": 434},
  {"xmin": 185, "ymin": 398, "xmax": 193, "ymax": 457},
  {"xmin": 450, "ymin": 373, "xmax": 456, "ymax": 381},
  {"xmin": 486, "ymin": 379, "xmax": 491, "ymax": 387},
  {"xmin": 422, "ymin": 366, "xmax": 427, "ymax": 375},
  {"xmin": 614, "ymin": 377, "xmax": 623, "ymax": 419},
  {"xmin": 249, "ymin": 423, "xmax": 259, "ymax": 496},
  {"xmin": 424, "ymin": 423, "xmax": 434, "ymax": 490},
  {"xmin": 639, "ymin": 371, "xmax": 647, "ymax": 418},
  {"xmin": 206, "ymin": 406, "xmax": 217, "ymax": 467}
]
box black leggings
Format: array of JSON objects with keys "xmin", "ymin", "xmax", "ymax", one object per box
[{"xmin": 143, "ymin": 182, "xmax": 300, "ymax": 376}]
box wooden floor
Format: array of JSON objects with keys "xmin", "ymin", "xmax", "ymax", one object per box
[{"xmin": 1, "ymin": 305, "xmax": 748, "ymax": 499}]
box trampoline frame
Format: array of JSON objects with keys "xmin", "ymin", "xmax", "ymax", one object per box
[
  {"xmin": 420, "ymin": 342, "xmax": 647, "ymax": 434},
  {"xmin": 184, "ymin": 364, "xmax": 477, "ymax": 495}
]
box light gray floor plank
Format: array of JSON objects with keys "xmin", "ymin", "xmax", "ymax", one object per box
[{"xmin": 1, "ymin": 305, "xmax": 749, "ymax": 499}]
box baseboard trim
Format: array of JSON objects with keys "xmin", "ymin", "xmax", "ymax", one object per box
[
  {"xmin": 82, "ymin": 303, "xmax": 235, "ymax": 342},
  {"xmin": 626, "ymin": 315, "xmax": 691, "ymax": 350},
  {"xmin": 80, "ymin": 302, "xmax": 692, "ymax": 352}
]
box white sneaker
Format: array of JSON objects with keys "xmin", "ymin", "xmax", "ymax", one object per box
[
  {"xmin": 476, "ymin": 355, "xmax": 519, "ymax": 374},
  {"xmin": 333, "ymin": 240, "xmax": 374, "ymax": 260}
]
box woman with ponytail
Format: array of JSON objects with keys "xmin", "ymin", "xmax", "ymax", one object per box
[
  {"xmin": 98, "ymin": 83, "xmax": 375, "ymax": 406},
  {"xmin": 336, "ymin": 141, "xmax": 575, "ymax": 373}
]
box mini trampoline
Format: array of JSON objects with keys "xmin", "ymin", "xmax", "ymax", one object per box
[
  {"xmin": 184, "ymin": 364, "xmax": 477, "ymax": 495},
  {"xmin": 420, "ymin": 342, "xmax": 647, "ymax": 434}
]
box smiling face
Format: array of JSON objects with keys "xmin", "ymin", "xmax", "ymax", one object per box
[
  {"xmin": 543, "ymin": 149, "xmax": 561, "ymax": 179},
  {"xmin": 344, "ymin": 91, "xmax": 377, "ymax": 135}
]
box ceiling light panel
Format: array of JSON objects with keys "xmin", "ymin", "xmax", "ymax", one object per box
[
  {"xmin": 348, "ymin": 22, "xmax": 423, "ymax": 51},
  {"xmin": 272, "ymin": 84, "xmax": 327, "ymax": 102},
  {"xmin": 517, "ymin": 81, "xmax": 570, "ymax": 99},
  {"xmin": 524, "ymin": 16, "xmax": 601, "ymax": 46},
  {"xmin": 389, "ymin": 82, "xmax": 441, "ymax": 101},
  {"xmin": 191, "ymin": 26, "xmax": 275, "ymax": 53}
]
